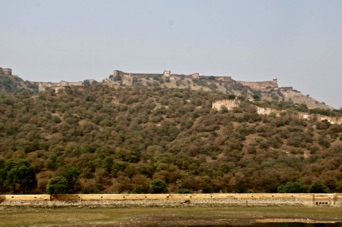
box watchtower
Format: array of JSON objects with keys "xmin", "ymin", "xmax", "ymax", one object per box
[
  {"xmin": 2, "ymin": 68, "xmax": 12, "ymax": 75},
  {"xmin": 163, "ymin": 70, "xmax": 171, "ymax": 77},
  {"xmin": 191, "ymin": 73, "xmax": 200, "ymax": 79}
]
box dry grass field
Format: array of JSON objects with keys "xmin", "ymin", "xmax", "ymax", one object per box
[{"xmin": 0, "ymin": 206, "xmax": 341, "ymax": 226}]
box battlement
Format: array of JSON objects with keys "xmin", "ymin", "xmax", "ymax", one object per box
[
  {"xmin": 34, "ymin": 80, "xmax": 84, "ymax": 92},
  {"xmin": 111, "ymin": 70, "xmax": 277, "ymax": 91},
  {"xmin": 238, "ymin": 78, "xmax": 278, "ymax": 91},
  {"xmin": 113, "ymin": 70, "xmax": 163, "ymax": 78},
  {"xmin": 278, "ymin": 87, "xmax": 294, "ymax": 91}
]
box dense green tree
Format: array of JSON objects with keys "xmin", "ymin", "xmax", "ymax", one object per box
[
  {"xmin": 309, "ymin": 181, "xmax": 330, "ymax": 193},
  {"xmin": 46, "ymin": 176, "xmax": 68, "ymax": 194},
  {"xmin": 151, "ymin": 179, "xmax": 167, "ymax": 193},
  {"xmin": 58, "ymin": 167, "xmax": 81, "ymax": 193},
  {"xmin": 1, "ymin": 159, "xmax": 36, "ymax": 194},
  {"xmin": 336, "ymin": 181, "xmax": 342, "ymax": 192},
  {"xmin": 0, "ymin": 159, "xmax": 6, "ymax": 192},
  {"xmin": 277, "ymin": 181, "xmax": 307, "ymax": 193}
]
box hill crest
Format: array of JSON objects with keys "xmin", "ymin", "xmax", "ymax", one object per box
[{"xmin": 0, "ymin": 66, "xmax": 334, "ymax": 110}]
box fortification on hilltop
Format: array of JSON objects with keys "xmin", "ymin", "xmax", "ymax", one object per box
[
  {"xmin": 106, "ymin": 70, "xmax": 332, "ymax": 108},
  {"xmin": 238, "ymin": 77, "xmax": 278, "ymax": 91},
  {"xmin": 106, "ymin": 69, "xmax": 203, "ymax": 88},
  {"xmin": 34, "ymin": 80, "xmax": 84, "ymax": 92},
  {"xmin": 108, "ymin": 69, "xmax": 279, "ymax": 91},
  {"xmin": 2, "ymin": 67, "xmax": 280, "ymax": 94},
  {"xmin": 0, "ymin": 67, "xmax": 13, "ymax": 75},
  {"xmin": 3, "ymin": 67, "xmax": 331, "ymax": 110},
  {"xmin": 212, "ymin": 99, "xmax": 240, "ymax": 111},
  {"xmin": 212, "ymin": 99, "xmax": 341, "ymax": 124}
]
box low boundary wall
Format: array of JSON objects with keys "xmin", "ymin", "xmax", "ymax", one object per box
[{"xmin": 1, "ymin": 193, "xmax": 341, "ymax": 207}]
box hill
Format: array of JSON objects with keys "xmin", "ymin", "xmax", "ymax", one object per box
[
  {"xmin": 32, "ymin": 69, "xmax": 333, "ymax": 110},
  {"xmin": 0, "ymin": 68, "xmax": 38, "ymax": 94},
  {"xmin": 0, "ymin": 80, "xmax": 341, "ymax": 194},
  {"xmin": 102, "ymin": 70, "xmax": 333, "ymax": 110}
]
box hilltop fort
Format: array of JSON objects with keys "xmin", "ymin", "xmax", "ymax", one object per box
[
  {"xmin": 0, "ymin": 67, "xmax": 12, "ymax": 76},
  {"xmin": 104, "ymin": 69, "xmax": 279, "ymax": 92},
  {"xmin": 1, "ymin": 67, "xmax": 280, "ymax": 93},
  {"xmin": 34, "ymin": 81, "xmax": 84, "ymax": 92},
  {"xmin": 0, "ymin": 67, "xmax": 332, "ymax": 110}
]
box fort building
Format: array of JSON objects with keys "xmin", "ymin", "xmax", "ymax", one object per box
[
  {"xmin": 217, "ymin": 76, "xmax": 233, "ymax": 82},
  {"xmin": 0, "ymin": 67, "xmax": 13, "ymax": 75},
  {"xmin": 163, "ymin": 70, "xmax": 171, "ymax": 77},
  {"xmin": 122, "ymin": 74, "xmax": 134, "ymax": 86},
  {"xmin": 35, "ymin": 80, "xmax": 84, "ymax": 92},
  {"xmin": 191, "ymin": 73, "xmax": 200, "ymax": 79}
]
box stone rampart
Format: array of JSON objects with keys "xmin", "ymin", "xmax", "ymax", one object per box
[
  {"xmin": 299, "ymin": 113, "xmax": 342, "ymax": 125},
  {"xmin": 163, "ymin": 70, "xmax": 171, "ymax": 77},
  {"xmin": 1, "ymin": 193, "xmax": 341, "ymax": 207},
  {"xmin": 36, "ymin": 80, "xmax": 84, "ymax": 92},
  {"xmin": 256, "ymin": 107, "xmax": 281, "ymax": 116},
  {"xmin": 278, "ymin": 87, "xmax": 294, "ymax": 91},
  {"xmin": 319, "ymin": 116, "xmax": 342, "ymax": 125},
  {"xmin": 239, "ymin": 78, "xmax": 278, "ymax": 91},
  {"xmin": 192, "ymin": 73, "xmax": 200, "ymax": 79},
  {"xmin": 212, "ymin": 99, "xmax": 239, "ymax": 111},
  {"xmin": 114, "ymin": 70, "xmax": 162, "ymax": 78},
  {"xmin": 2, "ymin": 68, "xmax": 12, "ymax": 75}
]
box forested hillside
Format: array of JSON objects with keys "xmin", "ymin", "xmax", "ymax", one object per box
[
  {"xmin": 0, "ymin": 70, "xmax": 37, "ymax": 94},
  {"xmin": 0, "ymin": 84, "xmax": 341, "ymax": 194}
]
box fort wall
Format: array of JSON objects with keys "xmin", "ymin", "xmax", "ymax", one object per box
[
  {"xmin": 239, "ymin": 78, "xmax": 278, "ymax": 91},
  {"xmin": 300, "ymin": 113, "xmax": 342, "ymax": 125},
  {"xmin": 255, "ymin": 107, "xmax": 342, "ymax": 124},
  {"xmin": 191, "ymin": 73, "xmax": 200, "ymax": 79},
  {"xmin": 212, "ymin": 101, "xmax": 342, "ymax": 124},
  {"xmin": 0, "ymin": 67, "xmax": 13, "ymax": 75},
  {"xmin": 1, "ymin": 193, "xmax": 340, "ymax": 207},
  {"xmin": 256, "ymin": 107, "xmax": 281, "ymax": 116},
  {"xmin": 212, "ymin": 99, "xmax": 239, "ymax": 111},
  {"xmin": 278, "ymin": 87, "xmax": 294, "ymax": 91},
  {"xmin": 2, "ymin": 68, "xmax": 12, "ymax": 75},
  {"xmin": 217, "ymin": 76, "xmax": 233, "ymax": 82},
  {"xmin": 114, "ymin": 70, "xmax": 162, "ymax": 78},
  {"xmin": 163, "ymin": 70, "xmax": 171, "ymax": 77},
  {"xmin": 35, "ymin": 80, "xmax": 84, "ymax": 92}
]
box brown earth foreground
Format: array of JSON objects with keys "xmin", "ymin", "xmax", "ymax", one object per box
[{"xmin": 0, "ymin": 205, "xmax": 341, "ymax": 226}]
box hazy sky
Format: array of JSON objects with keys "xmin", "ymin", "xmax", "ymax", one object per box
[{"xmin": 1, "ymin": 0, "xmax": 341, "ymax": 108}]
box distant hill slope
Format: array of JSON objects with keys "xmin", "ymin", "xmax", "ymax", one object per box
[
  {"xmin": 0, "ymin": 83, "xmax": 341, "ymax": 194},
  {"xmin": 262, "ymin": 88, "xmax": 333, "ymax": 110},
  {"xmin": 0, "ymin": 68, "xmax": 38, "ymax": 94},
  {"xmin": 103, "ymin": 70, "xmax": 333, "ymax": 110}
]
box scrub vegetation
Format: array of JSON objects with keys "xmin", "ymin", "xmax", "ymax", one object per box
[{"xmin": 0, "ymin": 81, "xmax": 341, "ymax": 194}]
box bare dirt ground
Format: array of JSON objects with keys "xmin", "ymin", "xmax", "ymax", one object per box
[{"xmin": 0, "ymin": 205, "xmax": 341, "ymax": 226}]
